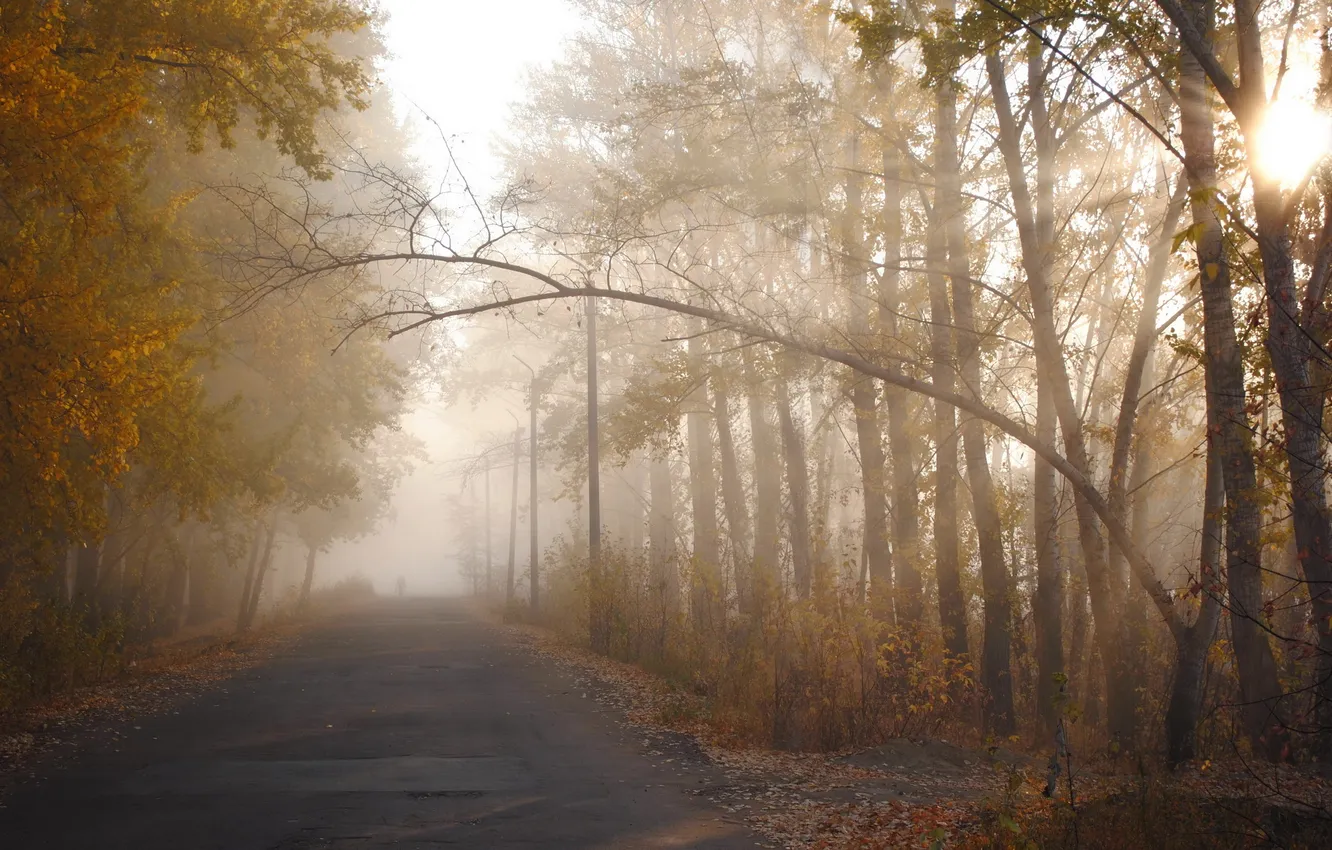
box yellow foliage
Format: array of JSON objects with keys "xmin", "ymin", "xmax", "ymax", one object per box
[{"xmin": 0, "ymin": 0, "xmax": 373, "ymax": 558}]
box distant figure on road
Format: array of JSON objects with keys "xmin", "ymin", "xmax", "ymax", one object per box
[{"xmin": 395, "ymin": 576, "xmax": 406, "ymax": 597}]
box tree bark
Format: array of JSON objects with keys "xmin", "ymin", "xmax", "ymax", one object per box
[
  {"xmin": 1101, "ymin": 176, "xmax": 1187, "ymax": 748},
  {"xmin": 649, "ymin": 453, "xmax": 679, "ymax": 614},
  {"xmin": 74, "ymin": 543, "xmax": 100, "ymax": 612},
  {"xmin": 872, "ymin": 66, "xmax": 923, "ymax": 627},
  {"xmin": 776, "ymin": 360, "xmax": 814, "ymax": 599},
  {"xmin": 686, "ymin": 328, "xmax": 720, "ymax": 631},
  {"xmin": 746, "ymin": 348, "xmax": 782, "ymax": 611},
  {"xmin": 937, "ymin": 41, "xmax": 1012, "ymax": 733},
  {"xmin": 187, "ymin": 534, "xmax": 212, "ymax": 625},
  {"xmin": 853, "ymin": 376, "xmax": 891, "ymax": 613},
  {"xmin": 1034, "ymin": 371, "xmax": 1064, "ymax": 734},
  {"xmin": 163, "ymin": 528, "xmax": 191, "ymax": 634},
  {"xmin": 926, "ymin": 212, "xmax": 969, "ymax": 661},
  {"xmin": 299, "ymin": 543, "xmax": 317, "ymax": 610},
  {"xmin": 235, "ymin": 521, "xmax": 263, "ymax": 632},
  {"xmin": 1166, "ymin": 369, "xmax": 1225, "ymax": 763},
  {"xmin": 844, "ymin": 132, "xmax": 894, "ymax": 619},
  {"xmin": 587, "ymin": 295, "xmax": 609, "ymax": 653},
  {"xmin": 529, "ymin": 378, "xmax": 540, "ymax": 613},
  {"xmin": 1176, "ymin": 3, "xmax": 1287, "ymax": 759},
  {"xmin": 507, "ymin": 424, "xmax": 522, "ymax": 606},
  {"xmin": 714, "ymin": 374, "xmax": 752, "ymax": 608},
  {"xmin": 811, "ymin": 375, "xmax": 836, "ymax": 579},
  {"xmin": 619, "ymin": 461, "xmax": 646, "ymax": 551},
  {"xmin": 1235, "ymin": 0, "xmax": 1332, "ymax": 757},
  {"xmin": 240, "ymin": 518, "xmax": 277, "ymax": 632},
  {"xmin": 989, "ymin": 50, "xmax": 1162, "ymax": 751}
]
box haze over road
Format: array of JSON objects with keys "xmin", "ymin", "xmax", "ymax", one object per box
[{"xmin": 0, "ymin": 599, "xmax": 758, "ymax": 849}]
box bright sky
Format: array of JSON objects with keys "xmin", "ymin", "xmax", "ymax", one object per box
[
  {"xmin": 320, "ymin": 2, "xmax": 580, "ymax": 594},
  {"xmin": 379, "ymin": 0, "xmax": 581, "ymax": 191}
]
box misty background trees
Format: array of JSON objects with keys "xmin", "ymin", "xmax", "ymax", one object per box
[
  {"xmin": 6, "ymin": 0, "xmax": 1332, "ymax": 781},
  {"xmin": 0, "ymin": 1, "xmax": 417, "ymax": 706}
]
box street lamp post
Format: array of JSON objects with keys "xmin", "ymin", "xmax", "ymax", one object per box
[
  {"xmin": 506, "ymin": 411, "xmax": 522, "ymax": 606},
  {"xmin": 585, "ymin": 296, "xmax": 606, "ymax": 653},
  {"xmin": 484, "ymin": 452, "xmax": 492, "ymax": 595}
]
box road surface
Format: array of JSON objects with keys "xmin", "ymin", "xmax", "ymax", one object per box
[{"xmin": 0, "ymin": 598, "xmax": 759, "ymax": 849}]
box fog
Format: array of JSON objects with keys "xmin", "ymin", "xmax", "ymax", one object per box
[{"xmin": 7, "ymin": 0, "xmax": 1332, "ymax": 788}]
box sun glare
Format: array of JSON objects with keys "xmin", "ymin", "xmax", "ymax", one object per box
[{"xmin": 1254, "ymin": 99, "xmax": 1332, "ymax": 188}]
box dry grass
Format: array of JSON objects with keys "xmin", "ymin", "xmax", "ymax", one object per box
[{"xmin": 510, "ymin": 549, "xmax": 1332, "ymax": 849}]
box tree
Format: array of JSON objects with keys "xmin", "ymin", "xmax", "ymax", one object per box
[
  {"xmin": 206, "ymin": 0, "xmax": 1332, "ymax": 770},
  {"xmin": 0, "ymin": 0, "xmax": 373, "ymax": 572}
]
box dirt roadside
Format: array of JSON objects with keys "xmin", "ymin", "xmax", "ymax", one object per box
[{"xmin": 0, "ymin": 616, "xmax": 303, "ymax": 800}]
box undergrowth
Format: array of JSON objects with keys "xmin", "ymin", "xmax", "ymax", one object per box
[
  {"xmin": 536, "ymin": 541, "xmax": 974, "ymax": 751},
  {"xmin": 522, "ymin": 541, "xmax": 1332, "ymax": 848},
  {"xmin": 0, "ymin": 570, "xmax": 375, "ymax": 716}
]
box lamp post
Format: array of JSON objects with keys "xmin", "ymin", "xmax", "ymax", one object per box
[
  {"xmin": 585, "ymin": 296, "xmax": 606, "ymax": 653},
  {"xmin": 506, "ymin": 411, "xmax": 521, "ymax": 606},
  {"xmin": 484, "ymin": 452, "xmax": 492, "ymax": 595}
]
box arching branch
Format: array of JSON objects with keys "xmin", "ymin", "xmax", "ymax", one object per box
[{"xmin": 312, "ymin": 249, "xmax": 1183, "ymax": 634}]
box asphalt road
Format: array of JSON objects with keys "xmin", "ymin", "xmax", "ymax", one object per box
[{"xmin": 0, "ymin": 598, "xmax": 760, "ymax": 849}]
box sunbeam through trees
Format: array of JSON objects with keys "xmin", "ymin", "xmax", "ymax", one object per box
[{"xmin": 5, "ymin": 2, "xmax": 1332, "ymax": 848}]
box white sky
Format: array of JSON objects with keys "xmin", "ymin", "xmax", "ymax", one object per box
[
  {"xmin": 378, "ymin": 0, "xmax": 581, "ymax": 191},
  {"xmin": 320, "ymin": 1, "xmax": 580, "ymax": 594}
]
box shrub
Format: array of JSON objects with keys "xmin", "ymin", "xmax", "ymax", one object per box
[
  {"xmin": 0, "ymin": 575, "xmax": 126, "ymax": 714},
  {"xmin": 535, "ymin": 540, "xmax": 974, "ymax": 750}
]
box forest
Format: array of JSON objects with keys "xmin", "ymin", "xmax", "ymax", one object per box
[{"xmin": 5, "ymin": 0, "xmax": 1332, "ymax": 847}]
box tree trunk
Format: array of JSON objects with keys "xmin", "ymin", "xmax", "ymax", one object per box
[
  {"xmin": 1120, "ymin": 389, "xmax": 1156, "ymax": 748},
  {"xmin": 507, "ymin": 424, "xmax": 521, "ymax": 606},
  {"xmin": 1022, "ymin": 37, "xmax": 1066, "ymax": 736},
  {"xmin": 1177, "ymin": 4, "xmax": 1287, "ymax": 759},
  {"xmin": 299, "ymin": 543, "xmax": 317, "ymax": 610},
  {"xmin": 620, "ymin": 460, "xmax": 646, "ymax": 552},
  {"xmin": 936, "ymin": 45, "xmax": 1012, "ymax": 733},
  {"xmin": 649, "ymin": 453, "xmax": 678, "ymax": 615},
  {"xmin": 852, "ymin": 377, "xmax": 891, "ymax": 613},
  {"xmin": 177, "ymin": 557, "xmax": 191, "ymax": 633},
  {"xmin": 844, "ymin": 133, "xmax": 894, "ymax": 619},
  {"xmin": 1034, "ymin": 374, "xmax": 1064, "ymax": 734},
  {"xmin": 587, "ymin": 295, "xmax": 608, "ymax": 653},
  {"xmin": 989, "ymin": 50, "xmax": 1162, "ymax": 754},
  {"xmin": 1229, "ymin": 0, "xmax": 1332, "ymax": 757},
  {"xmin": 95, "ymin": 495, "xmax": 129, "ymax": 620},
  {"xmin": 1102, "ymin": 172, "xmax": 1187, "ymax": 748},
  {"xmin": 746, "ymin": 348, "xmax": 783, "ymax": 611},
  {"xmin": 240, "ymin": 519, "xmax": 277, "ymax": 632},
  {"xmin": 163, "ymin": 529, "xmax": 190, "ymax": 635},
  {"xmin": 246, "ymin": 519, "xmax": 279, "ymax": 629},
  {"xmin": 235, "ymin": 522, "xmax": 263, "ymax": 632},
  {"xmin": 926, "ymin": 213, "xmax": 968, "ymax": 661},
  {"xmin": 686, "ymin": 330, "xmax": 721, "ymax": 630},
  {"xmin": 74, "ymin": 543, "xmax": 100, "ymax": 613},
  {"xmin": 776, "ymin": 360, "xmax": 813, "ymax": 599},
  {"xmin": 811, "ymin": 375, "xmax": 836, "ymax": 579},
  {"xmin": 876, "ymin": 70, "xmax": 923, "ymax": 627},
  {"xmin": 1067, "ymin": 559, "xmax": 1090, "ymax": 718},
  {"xmin": 187, "ymin": 534, "xmax": 212, "ymax": 626},
  {"xmin": 1166, "ymin": 370, "xmax": 1225, "ymax": 764},
  {"xmin": 529, "ymin": 379, "xmax": 541, "ymax": 613},
  {"xmin": 714, "ymin": 376, "xmax": 752, "ymax": 609}
]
